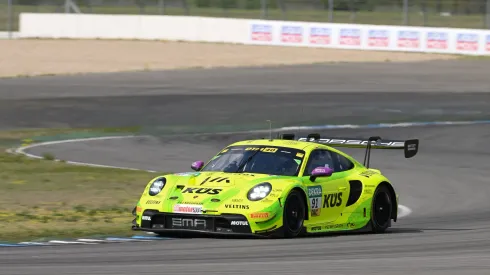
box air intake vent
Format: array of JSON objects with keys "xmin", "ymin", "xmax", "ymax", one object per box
[{"xmin": 346, "ymin": 180, "xmax": 363, "ymax": 207}]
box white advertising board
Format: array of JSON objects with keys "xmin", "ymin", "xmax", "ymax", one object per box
[{"xmin": 19, "ymin": 13, "xmax": 490, "ymax": 55}]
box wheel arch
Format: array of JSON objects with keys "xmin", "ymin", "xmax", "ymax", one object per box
[{"xmin": 378, "ymin": 181, "xmax": 398, "ymax": 222}]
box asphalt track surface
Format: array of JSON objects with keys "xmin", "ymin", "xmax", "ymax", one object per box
[{"xmin": 1, "ymin": 60, "xmax": 490, "ymax": 275}]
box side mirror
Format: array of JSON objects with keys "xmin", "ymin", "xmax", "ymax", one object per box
[
  {"xmin": 309, "ymin": 166, "xmax": 334, "ymax": 182},
  {"xmin": 191, "ymin": 161, "xmax": 204, "ymax": 171}
]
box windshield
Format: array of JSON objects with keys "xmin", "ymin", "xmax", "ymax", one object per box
[{"xmin": 201, "ymin": 145, "xmax": 305, "ymax": 176}]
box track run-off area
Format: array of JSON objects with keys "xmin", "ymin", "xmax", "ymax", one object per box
[{"xmin": 1, "ymin": 60, "xmax": 490, "ymax": 275}]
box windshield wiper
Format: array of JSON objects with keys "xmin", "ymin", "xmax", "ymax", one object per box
[{"xmin": 234, "ymin": 149, "xmax": 261, "ymax": 173}]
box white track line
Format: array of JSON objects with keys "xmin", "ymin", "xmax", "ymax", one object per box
[
  {"xmin": 8, "ymin": 134, "xmax": 414, "ymax": 218},
  {"xmin": 10, "ymin": 135, "xmax": 157, "ymax": 173}
]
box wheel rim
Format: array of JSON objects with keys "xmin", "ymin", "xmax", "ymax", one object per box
[
  {"xmin": 285, "ymin": 194, "xmax": 304, "ymax": 233},
  {"xmin": 373, "ymin": 191, "xmax": 391, "ymax": 228}
]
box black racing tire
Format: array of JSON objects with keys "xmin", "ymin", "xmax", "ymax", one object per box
[
  {"xmin": 370, "ymin": 184, "xmax": 393, "ymax": 233},
  {"xmin": 281, "ymin": 189, "xmax": 306, "ymax": 238}
]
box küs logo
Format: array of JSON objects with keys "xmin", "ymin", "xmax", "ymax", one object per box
[
  {"xmin": 182, "ymin": 187, "xmax": 222, "ymax": 195},
  {"xmin": 323, "ymin": 193, "xmax": 343, "ymax": 208}
]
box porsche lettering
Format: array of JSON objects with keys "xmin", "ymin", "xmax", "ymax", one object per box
[{"xmin": 298, "ymin": 138, "xmax": 405, "ymax": 147}]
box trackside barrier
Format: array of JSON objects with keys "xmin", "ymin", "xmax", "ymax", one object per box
[{"xmin": 19, "ymin": 13, "xmax": 490, "ymax": 56}]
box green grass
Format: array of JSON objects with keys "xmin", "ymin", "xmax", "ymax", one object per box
[
  {"xmin": 1, "ymin": 3, "xmax": 488, "ymax": 32},
  {"xmin": 0, "ymin": 127, "xmax": 165, "ymax": 243}
]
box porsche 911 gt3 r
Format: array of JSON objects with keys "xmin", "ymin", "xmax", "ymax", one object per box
[{"xmin": 131, "ymin": 133, "xmax": 418, "ymax": 238}]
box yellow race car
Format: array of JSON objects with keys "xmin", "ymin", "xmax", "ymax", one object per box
[{"xmin": 131, "ymin": 133, "xmax": 418, "ymax": 238}]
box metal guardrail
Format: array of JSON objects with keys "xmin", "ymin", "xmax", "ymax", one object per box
[{"xmin": 3, "ymin": 0, "xmax": 490, "ymax": 38}]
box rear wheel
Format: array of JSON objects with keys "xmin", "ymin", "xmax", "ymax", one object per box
[
  {"xmin": 281, "ymin": 189, "xmax": 306, "ymax": 238},
  {"xmin": 370, "ymin": 184, "xmax": 393, "ymax": 233}
]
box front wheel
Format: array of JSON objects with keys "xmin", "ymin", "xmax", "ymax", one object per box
[
  {"xmin": 370, "ymin": 184, "xmax": 393, "ymax": 233},
  {"xmin": 281, "ymin": 189, "xmax": 306, "ymax": 238}
]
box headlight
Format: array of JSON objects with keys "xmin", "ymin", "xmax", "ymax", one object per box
[
  {"xmin": 247, "ymin": 182, "xmax": 272, "ymax": 201},
  {"xmin": 148, "ymin": 177, "xmax": 166, "ymax": 196}
]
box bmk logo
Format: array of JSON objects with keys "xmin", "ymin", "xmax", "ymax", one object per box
[
  {"xmin": 309, "ymin": 27, "xmax": 331, "ymax": 45},
  {"xmin": 280, "ymin": 25, "xmax": 303, "ymax": 43},
  {"xmin": 456, "ymin": 33, "xmax": 479, "ymax": 51},
  {"xmin": 426, "ymin": 32, "xmax": 448, "ymax": 49},
  {"xmin": 486, "ymin": 35, "xmax": 490, "ymax": 52},
  {"xmin": 339, "ymin": 28, "xmax": 361, "ymax": 46},
  {"xmin": 251, "ymin": 24, "xmax": 273, "ymax": 42},
  {"xmin": 368, "ymin": 30, "xmax": 389, "ymax": 47},
  {"xmin": 397, "ymin": 30, "xmax": 420, "ymax": 49}
]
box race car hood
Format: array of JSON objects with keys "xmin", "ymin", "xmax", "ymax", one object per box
[
  {"xmin": 139, "ymin": 171, "xmax": 297, "ymax": 217},
  {"xmin": 169, "ymin": 171, "xmax": 280, "ymax": 203}
]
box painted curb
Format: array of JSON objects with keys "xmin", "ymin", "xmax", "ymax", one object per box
[{"xmin": 0, "ymin": 235, "xmax": 174, "ymax": 247}]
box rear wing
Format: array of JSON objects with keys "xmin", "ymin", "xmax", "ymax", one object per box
[{"xmin": 278, "ymin": 133, "xmax": 419, "ymax": 168}]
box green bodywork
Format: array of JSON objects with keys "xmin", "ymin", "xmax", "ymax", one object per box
[{"xmin": 134, "ymin": 138, "xmax": 400, "ymax": 235}]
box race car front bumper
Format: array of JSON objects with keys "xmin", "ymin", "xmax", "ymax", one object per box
[{"xmin": 132, "ymin": 209, "xmax": 273, "ymax": 237}]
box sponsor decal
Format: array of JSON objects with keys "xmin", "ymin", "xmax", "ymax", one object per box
[
  {"xmin": 251, "ymin": 24, "xmax": 273, "ymax": 42},
  {"xmin": 486, "ymin": 35, "xmax": 490, "ymax": 51},
  {"xmin": 145, "ymin": 200, "xmax": 161, "ymax": 205},
  {"xmin": 368, "ymin": 29, "xmax": 390, "ymax": 47},
  {"xmin": 142, "ymin": 215, "xmax": 151, "ymax": 221},
  {"xmin": 230, "ymin": 221, "xmax": 249, "ymax": 226},
  {"xmin": 245, "ymin": 147, "xmax": 278, "ymax": 153},
  {"xmin": 280, "ymin": 25, "xmax": 303, "ymax": 43},
  {"xmin": 323, "ymin": 223, "xmax": 344, "ymax": 230},
  {"xmin": 181, "ymin": 187, "xmax": 222, "ymax": 195},
  {"xmin": 339, "ymin": 28, "xmax": 361, "ymax": 46},
  {"xmin": 232, "ymin": 198, "xmax": 243, "ymax": 202},
  {"xmin": 309, "ymin": 26, "xmax": 331, "ymax": 45},
  {"xmin": 225, "ymin": 204, "xmax": 250, "ymax": 210},
  {"xmin": 250, "ymin": 212, "xmax": 269, "ymax": 219},
  {"xmin": 456, "ymin": 33, "xmax": 479, "ymax": 51},
  {"xmin": 307, "ymin": 186, "xmax": 322, "ymax": 217},
  {"xmin": 199, "ymin": 176, "xmax": 230, "ymax": 185},
  {"xmin": 136, "ymin": 206, "xmax": 142, "ymax": 214},
  {"xmin": 173, "ymin": 204, "xmax": 203, "ymax": 214},
  {"xmin": 397, "ymin": 30, "xmax": 420, "ymax": 49},
  {"xmin": 323, "ymin": 193, "xmax": 343, "ymax": 208},
  {"xmin": 311, "ymin": 226, "xmax": 322, "ymax": 231},
  {"xmin": 323, "ymin": 223, "xmax": 355, "ymax": 230},
  {"xmin": 296, "ymin": 152, "xmax": 304, "ymax": 158},
  {"xmin": 426, "ymin": 31, "xmax": 448, "ymax": 49},
  {"xmin": 359, "ymin": 170, "xmax": 378, "ymax": 178},
  {"xmin": 171, "ymin": 217, "xmax": 207, "ymax": 229},
  {"xmin": 407, "ymin": 143, "xmax": 417, "ymax": 151}
]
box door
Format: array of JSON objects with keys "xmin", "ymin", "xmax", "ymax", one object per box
[{"xmin": 302, "ymin": 149, "xmax": 350, "ymax": 225}]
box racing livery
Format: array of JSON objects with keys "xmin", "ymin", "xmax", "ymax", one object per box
[{"xmin": 132, "ymin": 133, "xmax": 418, "ymax": 238}]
